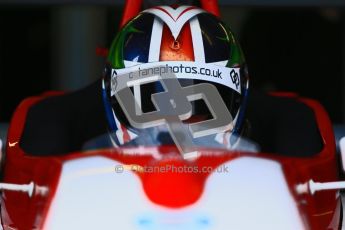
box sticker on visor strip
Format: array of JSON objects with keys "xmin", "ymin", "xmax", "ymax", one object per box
[{"xmin": 111, "ymin": 61, "xmax": 241, "ymax": 95}]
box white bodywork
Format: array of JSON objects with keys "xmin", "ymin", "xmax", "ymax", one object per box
[
  {"xmin": 43, "ymin": 156, "xmax": 305, "ymax": 230},
  {"xmin": 340, "ymin": 137, "xmax": 345, "ymax": 171}
]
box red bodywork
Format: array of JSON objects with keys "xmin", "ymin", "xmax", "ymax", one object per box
[
  {"xmin": 0, "ymin": 91, "xmax": 340, "ymax": 230},
  {"xmin": 0, "ymin": 2, "xmax": 340, "ymax": 229}
]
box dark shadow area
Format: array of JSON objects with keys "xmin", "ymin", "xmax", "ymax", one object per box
[
  {"xmin": 240, "ymin": 8, "xmax": 344, "ymax": 122},
  {"xmin": 0, "ymin": 7, "xmax": 52, "ymax": 121}
]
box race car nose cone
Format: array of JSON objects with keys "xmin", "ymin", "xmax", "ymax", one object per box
[{"xmin": 142, "ymin": 158, "xmax": 205, "ymax": 208}]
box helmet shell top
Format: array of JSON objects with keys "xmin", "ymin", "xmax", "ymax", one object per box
[{"xmin": 108, "ymin": 6, "xmax": 246, "ymax": 70}]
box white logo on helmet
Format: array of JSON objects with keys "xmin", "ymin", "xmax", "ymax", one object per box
[{"xmin": 143, "ymin": 5, "xmax": 205, "ymax": 40}]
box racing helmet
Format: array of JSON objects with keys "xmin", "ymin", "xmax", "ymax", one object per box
[{"xmin": 103, "ymin": 5, "xmax": 249, "ymax": 147}]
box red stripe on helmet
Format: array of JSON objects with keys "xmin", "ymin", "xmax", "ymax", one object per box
[{"xmin": 159, "ymin": 23, "xmax": 195, "ymax": 61}]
